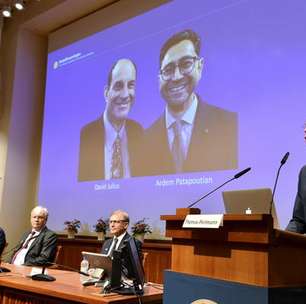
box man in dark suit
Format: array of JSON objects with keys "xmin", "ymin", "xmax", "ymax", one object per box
[
  {"xmin": 0, "ymin": 227, "xmax": 6, "ymax": 257},
  {"xmin": 286, "ymin": 125, "xmax": 306, "ymax": 233},
  {"xmin": 145, "ymin": 29, "xmax": 237, "ymax": 176},
  {"xmin": 78, "ymin": 59, "xmax": 143, "ymax": 181},
  {"xmin": 101, "ymin": 210, "xmax": 142, "ymax": 258},
  {"xmin": 10, "ymin": 206, "xmax": 57, "ymax": 266}
]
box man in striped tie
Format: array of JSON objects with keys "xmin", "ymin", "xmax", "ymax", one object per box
[{"xmin": 10, "ymin": 206, "xmax": 57, "ymax": 266}]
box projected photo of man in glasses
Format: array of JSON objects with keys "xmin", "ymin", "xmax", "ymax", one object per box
[{"xmin": 145, "ymin": 29, "xmax": 238, "ymax": 175}]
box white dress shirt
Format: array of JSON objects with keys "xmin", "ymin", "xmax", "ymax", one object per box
[
  {"xmin": 13, "ymin": 230, "xmax": 41, "ymax": 265},
  {"xmin": 103, "ymin": 112, "xmax": 131, "ymax": 180},
  {"xmin": 165, "ymin": 94, "xmax": 198, "ymax": 159}
]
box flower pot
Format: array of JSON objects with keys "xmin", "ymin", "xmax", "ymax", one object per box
[
  {"xmin": 134, "ymin": 233, "xmax": 145, "ymax": 243},
  {"xmin": 67, "ymin": 230, "xmax": 76, "ymax": 239},
  {"xmin": 96, "ymin": 231, "xmax": 105, "ymax": 241}
]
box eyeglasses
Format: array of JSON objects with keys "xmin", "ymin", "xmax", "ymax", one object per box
[
  {"xmin": 109, "ymin": 220, "xmax": 127, "ymax": 224},
  {"xmin": 160, "ymin": 56, "xmax": 199, "ymax": 81}
]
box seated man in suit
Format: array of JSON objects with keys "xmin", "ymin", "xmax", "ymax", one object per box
[
  {"xmin": 145, "ymin": 29, "xmax": 237, "ymax": 175},
  {"xmin": 101, "ymin": 210, "xmax": 142, "ymax": 257},
  {"xmin": 0, "ymin": 227, "xmax": 6, "ymax": 257},
  {"xmin": 286, "ymin": 123, "xmax": 306, "ymax": 233},
  {"xmin": 10, "ymin": 206, "xmax": 57, "ymax": 266},
  {"xmin": 78, "ymin": 58, "xmax": 143, "ymax": 181}
]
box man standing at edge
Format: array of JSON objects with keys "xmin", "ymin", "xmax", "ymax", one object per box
[
  {"xmin": 10, "ymin": 206, "xmax": 57, "ymax": 266},
  {"xmin": 145, "ymin": 29, "xmax": 237, "ymax": 176},
  {"xmin": 286, "ymin": 124, "xmax": 306, "ymax": 233},
  {"xmin": 78, "ymin": 58, "xmax": 143, "ymax": 181}
]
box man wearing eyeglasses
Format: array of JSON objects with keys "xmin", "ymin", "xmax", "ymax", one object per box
[
  {"xmin": 286, "ymin": 125, "xmax": 306, "ymax": 233},
  {"xmin": 10, "ymin": 206, "xmax": 57, "ymax": 266},
  {"xmin": 145, "ymin": 29, "xmax": 237, "ymax": 175},
  {"xmin": 101, "ymin": 210, "xmax": 142, "ymax": 257}
]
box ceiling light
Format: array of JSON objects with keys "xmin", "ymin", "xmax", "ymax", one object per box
[
  {"xmin": 15, "ymin": 0, "xmax": 25, "ymax": 10},
  {"xmin": 2, "ymin": 6, "xmax": 12, "ymax": 18}
]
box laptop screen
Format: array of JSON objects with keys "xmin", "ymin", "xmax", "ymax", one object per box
[
  {"xmin": 81, "ymin": 251, "xmax": 112, "ymax": 276},
  {"xmin": 222, "ymin": 188, "xmax": 279, "ymax": 228}
]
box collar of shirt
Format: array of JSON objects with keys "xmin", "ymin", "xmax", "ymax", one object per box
[
  {"xmin": 113, "ymin": 231, "xmax": 127, "ymax": 250},
  {"xmin": 103, "ymin": 111, "xmax": 126, "ymax": 143},
  {"xmin": 165, "ymin": 94, "xmax": 198, "ymax": 129}
]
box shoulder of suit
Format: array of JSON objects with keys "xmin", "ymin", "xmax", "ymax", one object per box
[
  {"xmin": 80, "ymin": 117, "xmax": 104, "ymax": 135},
  {"xmin": 43, "ymin": 227, "xmax": 57, "ymax": 237},
  {"xmin": 300, "ymin": 165, "xmax": 306, "ymax": 176},
  {"xmin": 126, "ymin": 119, "xmax": 143, "ymax": 132},
  {"xmin": 145, "ymin": 114, "xmax": 164, "ymax": 135},
  {"xmin": 198, "ymin": 99, "xmax": 236, "ymax": 117}
]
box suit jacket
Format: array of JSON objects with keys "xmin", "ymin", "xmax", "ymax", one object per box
[
  {"xmin": 101, "ymin": 233, "xmax": 143, "ymax": 279},
  {"xmin": 144, "ymin": 99, "xmax": 238, "ymax": 176},
  {"xmin": 101, "ymin": 232, "xmax": 142, "ymax": 258},
  {"xmin": 286, "ymin": 165, "xmax": 306, "ymax": 233},
  {"xmin": 0, "ymin": 227, "xmax": 6, "ymax": 256},
  {"xmin": 78, "ymin": 117, "xmax": 144, "ymax": 181},
  {"xmin": 11, "ymin": 226, "xmax": 57, "ymax": 266}
]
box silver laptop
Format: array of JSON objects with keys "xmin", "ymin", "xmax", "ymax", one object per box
[
  {"xmin": 81, "ymin": 251, "xmax": 112, "ymax": 277},
  {"xmin": 222, "ymin": 188, "xmax": 279, "ymax": 228}
]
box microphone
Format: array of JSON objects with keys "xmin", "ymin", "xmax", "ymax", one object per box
[
  {"xmin": 281, "ymin": 151, "xmax": 289, "ymax": 165},
  {"xmin": 234, "ymin": 167, "xmax": 251, "ymax": 179},
  {"xmin": 47, "ymin": 262, "xmax": 90, "ymax": 276},
  {"xmin": 187, "ymin": 167, "xmax": 251, "ymax": 208},
  {"xmin": 30, "ymin": 262, "xmax": 91, "ymax": 282},
  {"xmin": 269, "ymin": 152, "xmax": 290, "ymax": 214}
]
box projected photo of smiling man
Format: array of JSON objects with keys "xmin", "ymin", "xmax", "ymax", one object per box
[
  {"xmin": 78, "ymin": 59, "xmax": 144, "ymax": 181},
  {"xmin": 145, "ymin": 29, "xmax": 238, "ymax": 176}
]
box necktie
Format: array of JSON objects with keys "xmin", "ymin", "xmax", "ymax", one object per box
[
  {"xmin": 111, "ymin": 134, "xmax": 123, "ymax": 179},
  {"xmin": 108, "ymin": 237, "xmax": 118, "ymax": 258},
  {"xmin": 11, "ymin": 231, "xmax": 37, "ymax": 263},
  {"xmin": 172, "ymin": 120, "xmax": 184, "ymax": 173}
]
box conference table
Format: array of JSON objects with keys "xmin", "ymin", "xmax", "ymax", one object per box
[{"xmin": 0, "ymin": 263, "xmax": 163, "ymax": 304}]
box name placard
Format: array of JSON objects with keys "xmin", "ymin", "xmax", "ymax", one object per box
[{"xmin": 183, "ymin": 214, "xmax": 223, "ymax": 229}]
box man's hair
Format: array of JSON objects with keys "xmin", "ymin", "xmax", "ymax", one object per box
[
  {"xmin": 159, "ymin": 29, "xmax": 201, "ymax": 67},
  {"xmin": 110, "ymin": 209, "xmax": 130, "ymax": 224},
  {"xmin": 31, "ymin": 206, "xmax": 49, "ymax": 221},
  {"xmin": 107, "ymin": 59, "xmax": 137, "ymax": 88}
]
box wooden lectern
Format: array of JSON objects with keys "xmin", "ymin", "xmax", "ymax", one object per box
[{"xmin": 161, "ymin": 208, "xmax": 306, "ymax": 303}]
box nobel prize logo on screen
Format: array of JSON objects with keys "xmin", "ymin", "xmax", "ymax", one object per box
[{"xmin": 52, "ymin": 51, "xmax": 95, "ymax": 70}]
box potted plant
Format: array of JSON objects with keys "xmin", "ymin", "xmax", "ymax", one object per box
[
  {"xmin": 131, "ymin": 218, "xmax": 152, "ymax": 243},
  {"xmin": 64, "ymin": 219, "xmax": 81, "ymax": 238},
  {"xmin": 93, "ymin": 218, "xmax": 108, "ymax": 240}
]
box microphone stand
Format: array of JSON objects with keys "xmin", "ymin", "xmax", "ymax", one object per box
[
  {"xmin": 269, "ymin": 152, "xmax": 289, "ymax": 214},
  {"xmin": 31, "ymin": 266, "xmax": 56, "ymax": 281},
  {"xmin": 188, "ymin": 178, "xmax": 234, "ymax": 208},
  {"xmin": 187, "ymin": 167, "xmax": 251, "ymax": 209}
]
